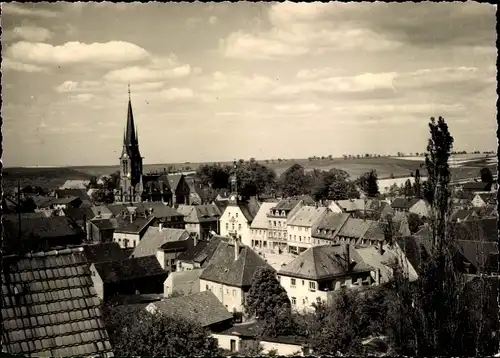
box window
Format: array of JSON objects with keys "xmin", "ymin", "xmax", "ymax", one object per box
[
  {"xmin": 299, "ymin": 236, "xmax": 302, "ymax": 242},
  {"xmin": 291, "ymin": 297, "xmax": 296, "ymax": 306},
  {"xmin": 291, "ymin": 278, "xmax": 296, "ymax": 287},
  {"xmin": 226, "ymin": 223, "xmax": 229, "ymax": 229},
  {"xmin": 238, "ymin": 224, "xmax": 242, "ymax": 230},
  {"xmin": 206, "ymin": 284, "xmax": 209, "ymax": 290},
  {"xmin": 230, "ymin": 339, "xmax": 237, "ymax": 352},
  {"xmin": 232, "ymin": 224, "xmax": 235, "ymax": 230},
  {"xmin": 233, "ymin": 289, "xmax": 236, "ymax": 297},
  {"xmin": 226, "ymin": 289, "xmax": 229, "ymax": 294},
  {"xmin": 236, "ymin": 212, "xmax": 239, "ymax": 218},
  {"xmin": 277, "ymin": 276, "xmax": 281, "ymax": 283},
  {"xmin": 302, "ymin": 280, "xmax": 305, "ymax": 286},
  {"xmin": 273, "ymin": 221, "xmax": 277, "ymax": 227},
  {"xmin": 309, "ymin": 281, "xmax": 316, "ymax": 291}
]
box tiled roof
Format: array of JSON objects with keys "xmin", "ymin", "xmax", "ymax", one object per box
[
  {"xmin": 148, "ymin": 291, "xmax": 233, "ymax": 328},
  {"xmin": 63, "ymin": 206, "xmax": 95, "ymax": 223},
  {"xmin": 289, "ymin": 195, "xmax": 316, "ymax": 205},
  {"xmin": 362, "ymin": 221, "xmax": 387, "ymax": 243},
  {"xmin": 395, "ymin": 236, "xmax": 431, "ymax": 275},
  {"xmin": 51, "ymin": 196, "xmax": 81, "ymax": 205},
  {"xmin": 1, "ymin": 248, "xmax": 113, "ymax": 357},
  {"xmin": 81, "ymin": 243, "xmax": 128, "ymax": 264},
  {"xmin": 176, "ymin": 237, "xmax": 224, "ymax": 266},
  {"xmin": 59, "ymin": 180, "xmax": 90, "ymax": 190},
  {"xmin": 31, "ymin": 195, "xmax": 54, "ymax": 208},
  {"xmin": 336, "ymin": 199, "xmax": 372, "ymax": 212},
  {"xmin": 114, "ymin": 217, "xmax": 154, "ymax": 235},
  {"xmin": 477, "ymin": 192, "xmax": 496, "ymax": 203},
  {"xmin": 272, "ymin": 199, "xmax": 300, "ymax": 211},
  {"xmin": 132, "ymin": 227, "xmax": 190, "ymax": 258},
  {"xmin": 287, "ymin": 206, "xmax": 327, "ymax": 227},
  {"xmin": 250, "ymin": 202, "xmax": 277, "ymax": 229},
  {"xmin": 93, "ymin": 256, "xmax": 167, "ymax": 284},
  {"xmin": 177, "ymin": 204, "xmax": 221, "ymax": 223},
  {"xmin": 55, "ymin": 189, "xmax": 91, "ymax": 201},
  {"xmin": 90, "ymin": 218, "xmax": 118, "ymax": 231},
  {"xmin": 90, "ymin": 206, "xmax": 113, "ymax": 219},
  {"xmin": 4, "ymin": 212, "xmax": 50, "ymax": 221},
  {"xmin": 356, "ymin": 245, "xmax": 400, "ymax": 283},
  {"xmin": 176, "ymin": 205, "xmax": 197, "ymax": 222},
  {"xmin": 200, "ymin": 242, "xmax": 273, "ymax": 287},
  {"xmin": 237, "ymin": 197, "xmax": 261, "ymax": 223},
  {"xmin": 278, "ymin": 245, "xmax": 372, "ymax": 280},
  {"xmin": 214, "ymin": 200, "xmax": 229, "ymax": 214},
  {"xmin": 451, "ymin": 209, "xmax": 476, "ymax": 221},
  {"xmin": 312, "ymin": 212, "xmax": 351, "ymax": 239},
  {"xmin": 337, "ymin": 217, "xmax": 373, "ymax": 239},
  {"xmin": 105, "ymin": 203, "xmax": 130, "ymax": 217},
  {"xmin": 137, "ymin": 202, "xmax": 183, "ymax": 219}
]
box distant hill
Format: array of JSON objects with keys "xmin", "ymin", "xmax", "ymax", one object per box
[{"xmin": 3, "ymin": 167, "xmax": 93, "ymax": 191}]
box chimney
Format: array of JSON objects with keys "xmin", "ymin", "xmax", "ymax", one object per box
[
  {"xmin": 129, "ymin": 213, "xmax": 133, "ymax": 223},
  {"xmin": 378, "ymin": 241, "xmax": 384, "ymax": 255},
  {"xmin": 234, "ymin": 238, "xmax": 240, "ymax": 261},
  {"xmin": 193, "ymin": 234, "xmax": 198, "ymax": 247},
  {"xmin": 375, "ymin": 269, "xmax": 381, "ymax": 285},
  {"xmin": 159, "ymin": 223, "xmax": 163, "ymax": 232}
]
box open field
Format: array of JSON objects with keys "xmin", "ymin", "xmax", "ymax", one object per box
[{"xmin": 3, "ymin": 155, "xmax": 496, "ymax": 191}]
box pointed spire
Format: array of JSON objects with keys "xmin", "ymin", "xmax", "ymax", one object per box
[{"xmin": 125, "ymin": 85, "xmax": 137, "ymax": 146}]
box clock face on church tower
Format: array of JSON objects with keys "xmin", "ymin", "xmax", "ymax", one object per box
[{"xmin": 230, "ymin": 195, "xmax": 236, "ymax": 201}]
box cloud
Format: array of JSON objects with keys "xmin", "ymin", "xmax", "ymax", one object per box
[
  {"xmin": 199, "ymin": 71, "xmax": 277, "ymax": 100},
  {"xmin": 5, "ymin": 41, "xmax": 150, "ymax": 66},
  {"xmin": 104, "ymin": 64, "xmax": 192, "ymax": 84},
  {"xmin": 274, "ymin": 103, "xmax": 321, "ymax": 114},
  {"xmin": 2, "ymin": 3, "xmax": 58, "ymax": 18},
  {"xmin": 161, "ymin": 88, "xmax": 195, "ymax": 101},
  {"xmin": 2, "ymin": 58, "xmax": 46, "ymax": 73},
  {"xmin": 3, "ymin": 26, "xmax": 54, "ymax": 42},
  {"xmin": 68, "ymin": 94, "xmax": 97, "ymax": 103}
]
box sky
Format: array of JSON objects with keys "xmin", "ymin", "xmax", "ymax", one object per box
[{"xmin": 2, "ymin": 2, "xmax": 497, "ymax": 167}]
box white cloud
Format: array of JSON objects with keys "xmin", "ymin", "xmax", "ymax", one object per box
[
  {"xmin": 69, "ymin": 94, "xmax": 97, "ymax": 103},
  {"xmin": 2, "ymin": 3, "xmax": 58, "ymax": 18},
  {"xmin": 2, "ymin": 58, "xmax": 46, "ymax": 73},
  {"xmin": 6, "ymin": 41, "xmax": 150, "ymax": 66},
  {"xmin": 104, "ymin": 64, "xmax": 192, "ymax": 84},
  {"xmin": 3, "ymin": 26, "xmax": 53, "ymax": 42},
  {"xmin": 161, "ymin": 88, "xmax": 195, "ymax": 101},
  {"xmin": 200, "ymin": 71, "xmax": 276, "ymax": 99}
]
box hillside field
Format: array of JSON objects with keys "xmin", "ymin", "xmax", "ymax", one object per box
[{"xmin": 3, "ymin": 155, "xmax": 496, "ymax": 191}]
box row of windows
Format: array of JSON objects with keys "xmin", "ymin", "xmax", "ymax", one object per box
[
  {"xmin": 267, "ymin": 220, "xmax": 287, "ymax": 228},
  {"xmin": 205, "ymin": 284, "xmax": 237, "ymax": 297},
  {"xmin": 290, "ymin": 296, "xmax": 323, "ymax": 306},
  {"xmin": 116, "ymin": 238, "xmax": 136, "ymax": 248},
  {"xmin": 226, "ymin": 223, "xmax": 242, "ymax": 230}
]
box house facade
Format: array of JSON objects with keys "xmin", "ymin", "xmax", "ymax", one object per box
[
  {"xmin": 266, "ymin": 199, "xmax": 304, "ymax": 252},
  {"xmin": 249, "ymin": 202, "xmax": 277, "ymax": 251},
  {"xmin": 286, "ymin": 206, "xmax": 328, "ymax": 254},
  {"xmin": 177, "ymin": 204, "xmax": 221, "ymax": 240},
  {"xmin": 112, "ymin": 217, "xmax": 154, "ymax": 248}
]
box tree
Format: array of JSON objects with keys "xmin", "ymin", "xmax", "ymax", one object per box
[
  {"xmin": 19, "ymin": 197, "xmax": 37, "ymax": 213},
  {"xmin": 236, "ymin": 161, "xmax": 276, "ymax": 199},
  {"xmin": 403, "ymin": 179, "xmax": 414, "ymax": 198},
  {"xmin": 407, "ymin": 212, "xmax": 424, "ymax": 234},
  {"xmin": 196, "ymin": 164, "xmax": 231, "ymax": 190},
  {"xmin": 358, "ymin": 170, "xmax": 379, "ymax": 197},
  {"xmin": 278, "ymin": 164, "xmax": 311, "ymax": 197},
  {"xmin": 386, "ymin": 183, "xmax": 400, "ymax": 198},
  {"xmin": 480, "ymin": 167, "xmax": 493, "ymax": 191},
  {"xmin": 88, "ymin": 176, "xmax": 99, "ymax": 189},
  {"xmin": 91, "ymin": 189, "xmax": 115, "ymax": 204},
  {"xmin": 103, "ymin": 171, "xmax": 120, "ymax": 191},
  {"xmin": 311, "ymin": 168, "xmax": 350, "ymax": 201},
  {"xmin": 245, "ymin": 268, "xmax": 291, "ymax": 321},
  {"xmin": 105, "ymin": 308, "xmax": 219, "ymax": 356},
  {"xmin": 414, "ymin": 169, "xmax": 422, "ymax": 198}
]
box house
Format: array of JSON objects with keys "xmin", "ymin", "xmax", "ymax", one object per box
[
  {"xmin": 2, "ymin": 248, "xmax": 113, "ymax": 357},
  {"xmin": 59, "ymin": 179, "xmax": 91, "ymax": 190},
  {"xmin": 146, "ymin": 291, "xmax": 234, "ymax": 332},
  {"xmin": 138, "ymin": 201, "xmax": 185, "ymax": 229},
  {"xmin": 3, "ymin": 216, "xmax": 85, "ymax": 255},
  {"xmin": 356, "ymin": 243, "xmax": 403, "ymax": 284},
  {"xmin": 54, "ymin": 189, "xmax": 92, "ymax": 207},
  {"xmin": 322, "ymin": 200, "xmax": 343, "ymax": 213},
  {"xmin": 311, "ymin": 212, "xmax": 351, "ymax": 245},
  {"xmin": 177, "ymin": 204, "xmax": 221, "ymax": 240},
  {"xmin": 90, "ymin": 256, "xmax": 168, "ymax": 300},
  {"xmin": 131, "ymin": 226, "xmax": 191, "ymax": 272},
  {"xmin": 81, "ymin": 242, "xmax": 129, "ymax": 264},
  {"xmin": 336, "ymin": 198, "xmax": 373, "ymax": 213},
  {"xmin": 112, "ymin": 216, "xmax": 155, "ymax": 249},
  {"xmin": 30, "ymin": 195, "xmax": 55, "ymax": 213},
  {"xmin": 176, "ymin": 236, "xmax": 225, "ymax": 272},
  {"xmin": 266, "ymin": 199, "xmax": 305, "ymax": 253},
  {"xmin": 277, "ymin": 244, "xmax": 374, "ymax": 313},
  {"xmin": 286, "ymin": 206, "xmax": 328, "ymax": 254},
  {"xmin": 471, "ymin": 192, "xmax": 496, "ymax": 208},
  {"xmin": 62, "ymin": 206, "xmax": 95, "ymax": 235},
  {"xmin": 390, "ymin": 198, "xmax": 430, "ymax": 217},
  {"xmin": 212, "ymin": 320, "xmax": 309, "ymax": 356},
  {"xmin": 164, "ymin": 268, "xmax": 204, "ymax": 297},
  {"xmin": 49, "ymin": 196, "xmax": 83, "ymax": 211},
  {"xmin": 90, "ymin": 205, "xmax": 114, "ymax": 219},
  {"xmin": 199, "ymin": 239, "xmax": 273, "ymax": 315},
  {"xmin": 249, "ymin": 202, "xmax": 279, "ymax": 251},
  {"xmin": 219, "ymin": 197, "xmax": 260, "ymax": 246},
  {"xmin": 463, "ymin": 181, "xmax": 491, "ymax": 193},
  {"xmin": 87, "ymin": 218, "xmax": 118, "ymax": 243},
  {"xmin": 451, "ymin": 208, "xmax": 478, "ymax": 223},
  {"xmin": 166, "ymin": 173, "xmax": 192, "ymax": 205}
]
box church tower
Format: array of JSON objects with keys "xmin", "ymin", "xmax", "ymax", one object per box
[
  {"xmin": 119, "ymin": 85, "xmax": 143, "ymax": 202},
  {"xmin": 228, "ymin": 160, "xmax": 239, "ymax": 206}
]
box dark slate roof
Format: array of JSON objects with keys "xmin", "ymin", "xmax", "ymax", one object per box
[
  {"xmin": 132, "ymin": 227, "xmax": 190, "ymax": 258},
  {"xmin": 272, "ymin": 199, "xmax": 300, "ymax": 212},
  {"xmin": 4, "ymin": 212, "xmax": 49, "ymax": 221},
  {"xmin": 93, "ymin": 256, "xmax": 167, "ymax": 284},
  {"xmin": 1, "ymin": 248, "xmax": 113, "ymax": 357},
  {"xmin": 312, "ymin": 212, "xmax": 351, "ymax": 239},
  {"xmin": 289, "ymin": 195, "xmax": 316, "ymax": 205},
  {"xmin": 391, "ymin": 198, "xmax": 421, "ymax": 210},
  {"xmin": 451, "ymin": 209, "xmax": 476, "ymax": 222},
  {"xmin": 104, "ymin": 203, "xmax": 130, "ymax": 217},
  {"xmin": 463, "ymin": 182, "xmax": 490, "ymax": 191},
  {"xmin": 55, "ymin": 189, "xmax": 91, "ymax": 201},
  {"xmin": 148, "ymin": 291, "xmax": 233, "ymax": 328},
  {"xmin": 3, "ymin": 216, "xmax": 84, "ymax": 241},
  {"xmin": 363, "ymin": 221, "xmax": 388, "ymax": 243},
  {"xmin": 176, "ymin": 237, "xmax": 224, "ymax": 266},
  {"xmin": 167, "ymin": 174, "xmax": 183, "ymax": 192},
  {"xmin": 51, "ymin": 196, "xmax": 82, "ymax": 205},
  {"xmin": 200, "ymin": 242, "xmax": 273, "ymax": 287},
  {"xmin": 237, "ymin": 198, "xmax": 261, "ymax": 223},
  {"xmin": 81, "ymin": 243, "xmax": 128, "ymax": 264},
  {"xmin": 114, "ymin": 217, "xmax": 154, "ymax": 235},
  {"xmin": 90, "ymin": 218, "xmax": 117, "ymax": 231},
  {"xmin": 214, "ymin": 200, "xmax": 229, "ymax": 214},
  {"xmin": 278, "ymin": 245, "xmax": 372, "ymax": 280},
  {"xmin": 31, "ymin": 195, "xmax": 55, "ymax": 208},
  {"xmin": 63, "ymin": 206, "xmax": 95, "ymax": 223},
  {"xmin": 476, "ymin": 192, "xmax": 496, "ymax": 204},
  {"xmin": 337, "ymin": 217, "xmax": 373, "ymax": 239},
  {"xmin": 136, "ymin": 202, "xmax": 183, "ymax": 219}
]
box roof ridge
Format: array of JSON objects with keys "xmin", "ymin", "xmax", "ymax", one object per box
[
  {"xmin": 4, "ymin": 247, "xmax": 85, "ymax": 260},
  {"xmin": 237, "ymin": 245, "xmax": 247, "ymax": 286}
]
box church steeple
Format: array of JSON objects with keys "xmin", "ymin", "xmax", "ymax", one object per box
[{"xmin": 125, "ymin": 83, "xmax": 138, "ymax": 147}]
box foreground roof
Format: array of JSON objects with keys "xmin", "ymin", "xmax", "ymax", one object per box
[
  {"xmin": 2, "ymin": 248, "xmax": 113, "ymax": 357},
  {"xmin": 200, "ymin": 242, "xmax": 273, "ymax": 287},
  {"xmin": 278, "ymin": 244, "xmax": 372, "ymax": 280},
  {"xmin": 147, "ymin": 291, "xmax": 232, "ymax": 327}
]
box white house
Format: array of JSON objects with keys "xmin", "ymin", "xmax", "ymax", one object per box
[
  {"xmin": 265, "ymin": 199, "xmax": 305, "ymax": 253},
  {"xmin": 112, "ymin": 216, "xmax": 154, "ymax": 249},
  {"xmin": 249, "ymin": 202, "xmax": 276, "ymax": 251},
  {"xmin": 277, "ymin": 244, "xmax": 374, "ymax": 313},
  {"xmin": 219, "ymin": 197, "xmax": 259, "ymax": 247},
  {"xmin": 286, "ymin": 206, "xmax": 328, "ymax": 254},
  {"xmin": 199, "ymin": 238, "xmax": 273, "ymax": 315},
  {"xmin": 164, "ymin": 268, "xmax": 203, "ymax": 297},
  {"xmin": 471, "ymin": 192, "xmax": 495, "ymax": 208}
]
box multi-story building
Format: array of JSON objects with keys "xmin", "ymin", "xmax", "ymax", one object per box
[
  {"xmin": 249, "ymin": 202, "xmax": 278, "ymax": 251},
  {"xmin": 286, "ymin": 206, "xmax": 328, "ymax": 254},
  {"xmin": 265, "ymin": 199, "xmax": 305, "ymax": 252},
  {"xmin": 177, "ymin": 204, "xmax": 221, "ymax": 240}
]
